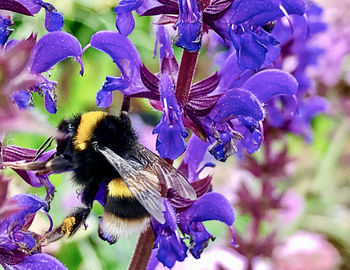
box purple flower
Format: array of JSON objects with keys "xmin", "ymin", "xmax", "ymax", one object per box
[
  {"xmin": 152, "ymin": 192, "xmax": 235, "ymax": 268},
  {"xmin": 202, "ymin": 69, "xmax": 298, "ymax": 161},
  {"xmin": 0, "ymin": 193, "xmax": 66, "ymax": 270},
  {"xmin": 173, "ymin": 0, "xmax": 202, "ymax": 52},
  {"xmin": 89, "ymin": 27, "xmax": 221, "ymax": 159},
  {"xmin": 114, "ymin": 0, "xmax": 142, "ymax": 36},
  {"xmin": 8, "ymin": 31, "xmax": 84, "ymax": 113},
  {"xmin": 151, "ymin": 201, "xmax": 187, "ymax": 268},
  {"xmin": 0, "ymin": 0, "xmax": 64, "ymax": 32},
  {"xmin": 153, "ymin": 74, "xmax": 188, "ymax": 159},
  {"xmin": 89, "ymin": 30, "xmax": 144, "ymax": 107}
]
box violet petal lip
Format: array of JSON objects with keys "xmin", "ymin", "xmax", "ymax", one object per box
[
  {"xmin": 242, "ymin": 69, "xmax": 298, "ymax": 103},
  {"xmin": 30, "ymin": 31, "xmax": 83, "ymax": 74}
]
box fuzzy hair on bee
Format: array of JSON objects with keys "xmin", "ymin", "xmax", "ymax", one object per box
[{"xmin": 6, "ymin": 111, "xmax": 196, "ymax": 245}]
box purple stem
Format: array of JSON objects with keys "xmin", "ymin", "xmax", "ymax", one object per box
[
  {"xmin": 175, "ymin": 50, "xmax": 199, "ymax": 105},
  {"xmin": 128, "ymin": 224, "xmax": 155, "ymax": 270}
]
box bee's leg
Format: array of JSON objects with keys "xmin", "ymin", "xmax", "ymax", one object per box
[{"xmin": 45, "ymin": 207, "xmax": 91, "ymax": 244}]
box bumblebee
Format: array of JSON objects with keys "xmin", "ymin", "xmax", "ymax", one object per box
[{"xmin": 8, "ymin": 111, "xmax": 196, "ymax": 244}]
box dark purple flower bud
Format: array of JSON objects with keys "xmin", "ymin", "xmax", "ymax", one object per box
[
  {"xmin": 153, "ymin": 74, "xmax": 188, "ymax": 160},
  {"xmin": 0, "ymin": 15, "xmax": 12, "ymax": 45},
  {"xmin": 174, "ymin": 0, "xmax": 202, "ymax": 52},
  {"xmin": 152, "ymin": 200, "xmax": 187, "ymax": 268}
]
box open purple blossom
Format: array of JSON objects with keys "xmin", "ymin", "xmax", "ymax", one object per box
[
  {"xmin": 8, "ymin": 31, "xmax": 84, "ymax": 113},
  {"xmin": 89, "ymin": 30, "xmax": 144, "ymax": 108},
  {"xmin": 0, "ymin": 193, "xmax": 66, "ymax": 270},
  {"xmin": 0, "ymin": 0, "xmax": 64, "ymax": 32},
  {"xmin": 202, "ymin": 68, "xmax": 298, "ymax": 161},
  {"xmin": 151, "ymin": 192, "xmax": 235, "ymax": 268}
]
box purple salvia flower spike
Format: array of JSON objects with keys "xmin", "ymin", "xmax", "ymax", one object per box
[{"xmin": 30, "ymin": 31, "xmax": 83, "ymax": 75}]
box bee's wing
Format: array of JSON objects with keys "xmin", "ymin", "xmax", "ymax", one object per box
[
  {"xmin": 134, "ymin": 143, "xmax": 197, "ymax": 201},
  {"xmin": 96, "ymin": 145, "xmax": 166, "ymax": 224}
]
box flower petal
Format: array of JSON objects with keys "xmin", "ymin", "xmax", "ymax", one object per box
[
  {"xmin": 44, "ymin": 9, "xmax": 64, "ymax": 32},
  {"xmin": 152, "ymin": 201, "xmax": 187, "ymax": 268},
  {"xmin": 14, "ymin": 253, "xmax": 67, "ymax": 270},
  {"xmin": 242, "ymin": 69, "xmax": 298, "ymax": 103},
  {"xmin": 12, "ymin": 90, "xmax": 33, "ymax": 110},
  {"xmin": 30, "ymin": 32, "xmax": 83, "ymax": 74},
  {"xmin": 209, "ymin": 88, "xmax": 264, "ymax": 123},
  {"xmin": 174, "ymin": 0, "xmax": 202, "ymax": 52},
  {"xmin": 90, "ymin": 31, "xmax": 145, "ymax": 96},
  {"xmin": 180, "ymin": 192, "xmax": 235, "ymax": 225},
  {"xmin": 0, "ymin": 15, "xmax": 12, "ymax": 45},
  {"xmin": 153, "ymin": 74, "xmax": 187, "ymax": 160},
  {"xmin": 115, "ymin": 12, "xmax": 135, "ymax": 36},
  {"xmin": 96, "ymin": 89, "xmax": 113, "ymax": 108}
]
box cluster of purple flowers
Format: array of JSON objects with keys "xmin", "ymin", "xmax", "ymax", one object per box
[{"xmin": 0, "ymin": 0, "xmax": 332, "ymax": 269}]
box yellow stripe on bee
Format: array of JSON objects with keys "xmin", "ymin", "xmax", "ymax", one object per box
[
  {"xmin": 108, "ymin": 178, "xmax": 133, "ymax": 198},
  {"xmin": 61, "ymin": 216, "xmax": 76, "ymax": 236},
  {"xmin": 74, "ymin": 111, "xmax": 108, "ymax": 150}
]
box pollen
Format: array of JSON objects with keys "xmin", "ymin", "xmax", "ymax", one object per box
[
  {"xmin": 61, "ymin": 216, "xmax": 76, "ymax": 236},
  {"xmin": 74, "ymin": 111, "xmax": 107, "ymax": 150}
]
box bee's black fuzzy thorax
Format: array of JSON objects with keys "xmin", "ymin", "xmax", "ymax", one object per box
[{"xmin": 56, "ymin": 112, "xmax": 138, "ymax": 188}]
